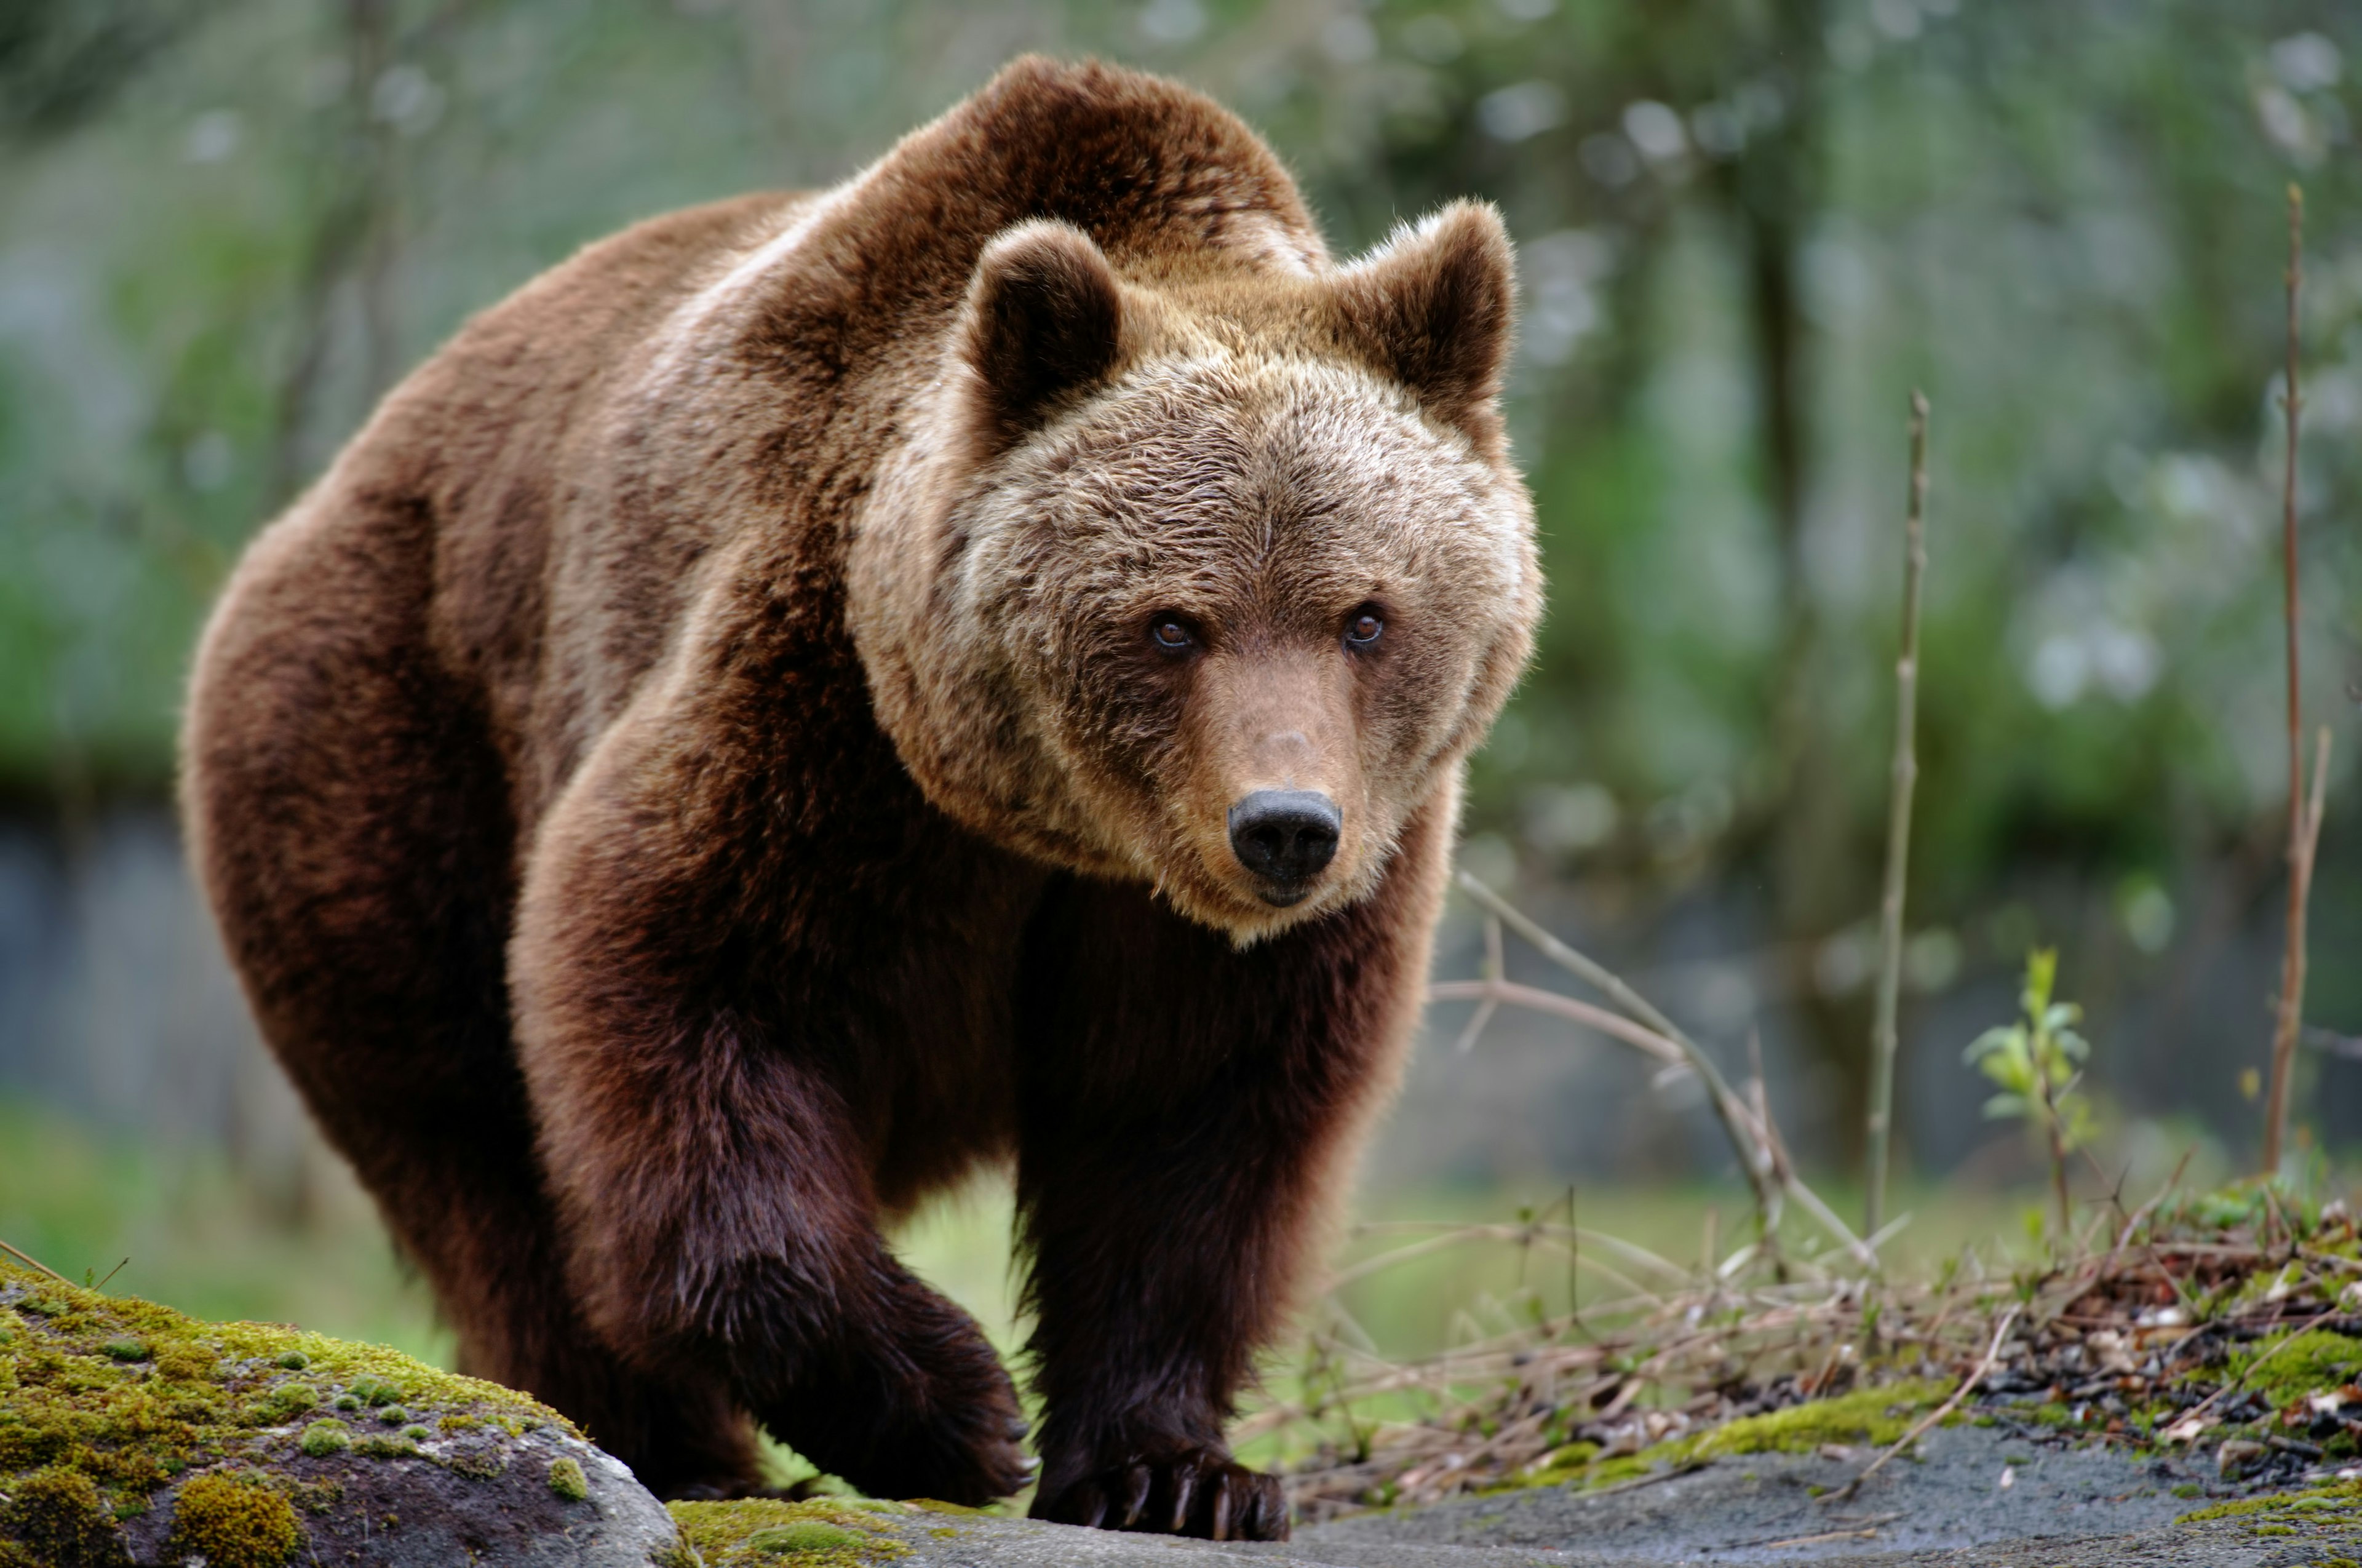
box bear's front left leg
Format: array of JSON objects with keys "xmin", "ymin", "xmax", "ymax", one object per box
[
  {"xmin": 511, "ymin": 718, "xmax": 1034, "ymax": 1503},
  {"xmin": 1014, "ymin": 811, "xmax": 1446, "ymax": 1540}
]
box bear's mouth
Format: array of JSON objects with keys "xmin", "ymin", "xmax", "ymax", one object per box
[{"xmin": 1255, "ymin": 884, "xmax": 1312, "ymax": 908}]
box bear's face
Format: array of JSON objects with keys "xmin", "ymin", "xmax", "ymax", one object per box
[{"xmin": 853, "ymin": 207, "xmax": 1538, "ymax": 942}]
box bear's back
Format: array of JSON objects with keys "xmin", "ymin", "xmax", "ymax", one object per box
[
  {"xmin": 341, "ymin": 191, "xmax": 812, "ymax": 795},
  {"xmin": 289, "ymin": 58, "xmax": 1336, "ymax": 827}
]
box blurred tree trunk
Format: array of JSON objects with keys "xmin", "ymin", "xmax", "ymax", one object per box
[{"xmin": 1720, "ymin": 0, "xmax": 1881, "ymax": 1160}]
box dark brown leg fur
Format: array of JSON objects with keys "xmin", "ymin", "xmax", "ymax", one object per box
[
  {"xmin": 183, "ymin": 503, "xmax": 765, "ymax": 1497},
  {"xmin": 505, "ymin": 643, "xmax": 1038, "ymax": 1506},
  {"xmin": 1013, "ymin": 802, "xmax": 1449, "ymax": 1542}
]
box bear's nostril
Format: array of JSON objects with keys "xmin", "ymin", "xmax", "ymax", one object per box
[{"xmin": 1227, "ymin": 790, "xmax": 1342, "ymax": 893}]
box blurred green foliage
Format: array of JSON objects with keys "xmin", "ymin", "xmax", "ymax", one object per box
[
  {"xmin": 0, "ymin": 1097, "xmax": 450, "ymax": 1363},
  {"xmin": 1, "ymin": 0, "xmax": 2356, "ymax": 1047}
]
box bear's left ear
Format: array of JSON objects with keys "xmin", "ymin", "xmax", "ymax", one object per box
[
  {"xmin": 957, "ymin": 220, "xmax": 1127, "ymax": 453},
  {"xmin": 1332, "ymin": 201, "xmax": 1516, "ymax": 447}
]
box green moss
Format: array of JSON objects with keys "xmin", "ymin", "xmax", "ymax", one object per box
[
  {"xmin": 150, "ymin": 1343, "xmax": 215, "ymax": 1383},
  {"xmin": 298, "ymin": 1420, "xmax": 352, "ymax": 1458},
  {"xmin": 2227, "ymin": 1329, "xmax": 2362, "ymax": 1404},
  {"xmin": 2181, "ymin": 1478, "xmax": 2362, "ymax": 1531},
  {"xmin": 443, "ymin": 1447, "xmax": 510, "ymax": 1481},
  {"xmin": 1511, "ymin": 1380, "xmax": 1952, "ymax": 1494},
  {"xmin": 375, "ymin": 1404, "xmax": 410, "ymax": 1424},
  {"xmin": 670, "ymin": 1498, "xmax": 910, "ymax": 1566},
  {"xmin": 0, "ymin": 1465, "xmax": 129, "ymax": 1567},
  {"xmin": 1580, "ymin": 1454, "xmax": 1658, "ymax": 1488},
  {"xmin": 0, "ymin": 1252, "xmax": 578, "ymax": 1553},
  {"xmin": 167, "ymin": 1471, "xmax": 301, "ymax": 1568},
  {"xmin": 1683, "ymin": 1380, "xmax": 1948, "ymax": 1459},
  {"xmin": 352, "ymin": 1434, "xmax": 417, "ymax": 1459},
  {"xmin": 344, "ymin": 1374, "xmax": 404, "ymax": 1407},
  {"xmin": 752, "ymin": 1522, "xmax": 867, "ymax": 1553},
  {"xmin": 547, "ymin": 1456, "xmax": 589, "ymax": 1502}
]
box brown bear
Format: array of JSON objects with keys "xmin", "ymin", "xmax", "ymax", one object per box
[{"xmin": 181, "ymin": 56, "xmax": 1538, "ymax": 1540}]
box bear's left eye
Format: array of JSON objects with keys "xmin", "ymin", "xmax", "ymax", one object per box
[
  {"xmin": 1150, "ymin": 616, "xmax": 1195, "ymax": 654},
  {"xmin": 1345, "ymin": 608, "xmax": 1385, "ymax": 648}
]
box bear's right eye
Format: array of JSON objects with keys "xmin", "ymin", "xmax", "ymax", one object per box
[{"xmin": 1150, "ymin": 617, "xmax": 1195, "ymax": 654}]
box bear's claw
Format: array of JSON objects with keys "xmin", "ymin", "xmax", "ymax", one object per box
[{"xmin": 1033, "ymin": 1449, "xmax": 1288, "ymax": 1540}]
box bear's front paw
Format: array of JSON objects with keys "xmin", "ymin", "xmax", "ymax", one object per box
[
  {"xmin": 1032, "ymin": 1449, "xmax": 1288, "ymax": 1541},
  {"xmin": 760, "ymin": 1293, "xmax": 1032, "ymax": 1506}
]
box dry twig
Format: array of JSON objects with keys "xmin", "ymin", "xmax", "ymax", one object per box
[
  {"xmin": 2263, "ymin": 183, "xmax": 2328, "ymax": 1175},
  {"xmin": 2173, "ymin": 1306, "xmax": 2340, "ymax": 1431},
  {"xmin": 1825, "ymin": 1304, "xmax": 2018, "ymax": 1504},
  {"xmin": 1450, "ymin": 872, "xmax": 1875, "ymax": 1268},
  {"xmin": 0, "ymin": 1236, "xmax": 71, "ymax": 1284},
  {"xmin": 1425, "ymin": 977, "xmax": 1688, "ymax": 1070}
]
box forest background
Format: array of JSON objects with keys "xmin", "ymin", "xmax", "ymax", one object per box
[{"xmin": 1, "ymin": 0, "xmax": 2358, "ymax": 1377}]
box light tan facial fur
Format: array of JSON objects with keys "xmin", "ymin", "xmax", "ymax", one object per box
[{"xmin": 851, "ymin": 205, "xmax": 1539, "ymax": 942}]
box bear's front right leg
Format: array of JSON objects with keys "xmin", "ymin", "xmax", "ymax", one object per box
[
  {"xmin": 509, "ymin": 718, "xmax": 1031, "ymax": 1505},
  {"xmin": 1012, "ymin": 796, "xmax": 1452, "ymax": 1540}
]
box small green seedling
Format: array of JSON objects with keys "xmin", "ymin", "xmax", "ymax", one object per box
[{"xmin": 1965, "ymin": 948, "xmax": 2093, "ymax": 1236}]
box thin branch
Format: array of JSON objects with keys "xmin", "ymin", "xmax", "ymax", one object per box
[
  {"xmin": 1825, "ymin": 1304, "xmax": 2019, "ymax": 1505},
  {"xmin": 1453, "ymin": 871, "xmax": 1877, "ymax": 1268},
  {"xmin": 2175, "ymin": 1307, "xmax": 2340, "ymax": 1430},
  {"xmin": 1453, "ymin": 875, "xmax": 1775, "ymax": 1204},
  {"xmin": 1747, "ymin": 1030, "xmax": 1787, "ymax": 1268},
  {"xmin": 1426, "ymin": 979, "xmax": 1688, "ymax": 1068},
  {"xmin": 1866, "ymin": 390, "xmax": 1930, "ymax": 1241},
  {"xmin": 2264, "ymin": 183, "xmax": 2313, "ymax": 1176},
  {"xmin": 1447, "ymin": 916, "xmax": 1505, "ymax": 1054},
  {"xmin": 2303, "ymin": 1019, "xmax": 2362, "ymax": 1059},
  {"xmin": 0, "ymin": 1237, "xmax": 71, "ymax": 1284}
]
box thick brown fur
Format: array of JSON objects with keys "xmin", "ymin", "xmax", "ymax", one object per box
[{"xmin": 181, "ymin": 58, "xmax": 1538, "ymax": 1538}]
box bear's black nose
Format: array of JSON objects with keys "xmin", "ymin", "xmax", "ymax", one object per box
[{"xmin": 1228, "ymin": 790, "xmax": 1341, "ymax": 898}]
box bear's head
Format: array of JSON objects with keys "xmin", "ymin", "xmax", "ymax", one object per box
[{"xmin": 853, "ymin": 202, "xmax": 1540, "ymax": 942}]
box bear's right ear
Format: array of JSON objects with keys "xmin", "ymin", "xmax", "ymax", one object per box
[{"xmin": 956, "ymin": 220, "xmax": 1126, "ymax": 453}]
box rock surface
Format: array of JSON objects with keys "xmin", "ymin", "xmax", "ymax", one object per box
[
  {"xmin": 669, "ymin": 1428, "xmax": 2362, "ymax": 1567},
  {"xmin": 0, "ymin": 1255, "xmax": 687, "ymax": 1566},
  {"xmin": 12, "ymin": 1253, "xmax": 2353, "ymax": 1566}
]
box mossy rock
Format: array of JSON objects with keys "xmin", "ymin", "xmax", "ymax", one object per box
[
  {"xmin": 0, "ymin": 1254, "xmax": 686, "ymax": 1565},
  {"xmin": 669, "ymin": 1498, "xmax": 915, "ymax": 1566}
]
